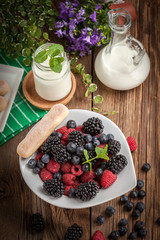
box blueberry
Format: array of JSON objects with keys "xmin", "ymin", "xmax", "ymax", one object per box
[
  {"xmin": 135, "ymin": 201, "xmax": 145, "ymax": 213},
  {"xmin": 156, "ymin": 217, "xmax": 160, "ymax": 225},
  {"xmin": 66, "ymin": 142, "xmax": 77, "ymax": 153},
  {"xmin": 119, "ymin": 226, "xmax": 127, "ymax": 236},
  {"xmin": 120, "ymin": 195, "xmax": 128, "ymax": 204},
  {"xmin": 99, "ymin": 133, "xmax": 108, "ymax": 144},
  {"xmin": 136, "ymin": 179, "xmax": 144, "ymax": 189},
  {"xmin": 68, "ymin": 188, "xmax": 75, "ymax": 198},
  {"xmin": 96, "ymin": 215, "xmax": 105, "ymax": 225},
  {"xmin": 95, "ymin": 168, "xmax": 103, "ymax": 176},
  {"xmin": 105, "ymin": 206, "xmax": 115, "ymax": 217},
  {"xmin": 82, "ymin": 163, "xmax": 89, "ymax": 172},
  {"xmin": 53, "ymin": 172, "xmax": 62, "ymax": 180},
  {"xmin": 84, "ymin": 134, "xmax": 92, "ymax": 143},
  {"xmin": 132, "ymin": 209, "xmax": 141, "ymax": 218},
  {"xmin": 129, "ymin": 190, "xmax": 138, "ymax": 199},
  {"xmin": 92, "ymin": 136, "xmax": 98, "ymax": 142},
  {"xmin": 76, "ymin": 146, "xmax": 84, "ymax": 156},
  {"xmin": 84, "ymin": 142, "xmax": 94, "ymax": 151},
  {"xmin": 72, "ymin": 155, "xmax": 80, "ymax": 165},
  {"xmin": 33, "ymin": 167, "xmax": 40, "ymax": 174},
  {"xmin": 99, "ymin": 162, "xmax": 107, "ymax": 171},
  {"xmin": 128, "ymin": 232, "xmax": 137, "ymax": 239},
  {"xmin": 119, "ymin": 218, "xmax": 128, "ymax": 226},
  {"xmin": 134, "ymin": 220, "xmax": 144, "ymax": 231},
  {"xmin": 142, "ymin": 163, "xmax": 151, "ymax": 172},
  {"xmin": 67, "ymin": 120, "xmax": 76, "ymax": 129},
  {"xmin": 55, "ymin": 132, "xmax": 62, "ymax": 139},
  {"xmin": 138, "ymin": 228, "xmax": 147, "ymax": 237},
  {"xmin": 28, "ymin": 159, "xmax": 37, "ymax": 169},
  {"xmin": 125, "ymin": 201, "xmax": 134, "ymax": 211},
  {"xmin": 51, "ymin": 130, "xmax": 56, "ymax": 136},
  {"xmin": 109, "ymin": 230, "xmax": 120, "ymax": 239},
  {"xmin": 37, "ymin": 161, "xmax": 45, "ymax": 169},
  {"xmin": 107, "ymin": 133, "xmax": 114, "ymax": 141},
  {"xmin": 138, "ymin": 190, "xmax": 146, "ymax": 198},
  {"xmin": 93, "ymin": 139, "xmax": 100, "ymax": 146},
  {"xmin": 41, "ymin": 154, "xmax": 50, "ymax": 164}
]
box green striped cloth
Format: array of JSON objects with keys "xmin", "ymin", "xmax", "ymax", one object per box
[{"xmin": 0, "ymin": 52, "xmax": 48, "ymax": 146}]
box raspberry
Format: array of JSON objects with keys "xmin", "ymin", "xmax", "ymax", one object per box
[
  {"xmin": 64, "ymin": 186, "xmax": 73, "ymax": 196},
  {"xmin": 75, "ymin": 125, "xmax": 83, "ymax": 132},
  {"xmin": 127, "ymin": 136, "xmax": 137, "ymax": 152},
  {"xmin": 101, "ymin": 170, "xmax": 117, "ymax": 188},
  {"xmin": 99, "ymin": 144, "xmax": 106, "ymax": 149},
  {"xmin": 72, "ymin": 178, "xmax": 81, "ymax": 189},
  {"xmin": 61, "ymin": 162, "xmax": 72, "ymax": 173},
  {"xmin": 40, "ymin": 168, "xmax": 53, "ymax": 182},
  {"xmin": 81, "ymin": 170, "xmax": 95, "ymax": 183},
  {"xmin": 61, "ymin": 140, "xmax": 67, "ymax": 146},
  {"xmin": 93, "ymin": 230, "xmax": 105, "ymax": 240},
  {"xmin": 62, "ymin": 173, "xmax": 76, "ymax": 185},
  {"xmin": 62, "ymin": 128, "xmax": 75, "ymax": 141},
  {"xmin": 46, "ymin": 159, "xmax": 60, "ymax": 173},
  {"xmin": 36, "ymin": 152, "xmax": 43, "ymax": 162},
  {"xmin": 56, "ymin": 126, "xmax": 68, "ymax": 134},
  {"xmin": 71, "ymin": 164, "xmax": 83, "ymax": 176}
]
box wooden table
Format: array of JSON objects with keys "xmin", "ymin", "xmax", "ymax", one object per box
[{"xmin": 0, "ymin": 0, "xmax": 159, "ymax": 239}]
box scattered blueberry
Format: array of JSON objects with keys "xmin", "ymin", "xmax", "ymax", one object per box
[
  {"xmin": 136, "ymin": 179, "xmax": 144, "ymax": 189},
  {"xmin": 125, "ymin": 201, "xmax": 134, "ymax": 211},
  {"xmin": 134, "ymin": 220, "xmax": 144, "ymax": 231},
  {"xmin": 68, "ymin": 188, "xmax": 75, "ymax": 198},
  {"xmin": 96, "ymin": 215, "xmax": 105, "ymax": 225},
  {"xmin": 128, "ymin": 232, "xmax": 137, "ymax": 239},
  {"xmin": 84, "ymin": 142, "xmax": 94, "ymax": 151},
  {"xmin": 99, "ymin": 162, "xmax": 107, "ymax": 171},
  {"xmin": 37, "ymin": 161, "xmax": 45, "ymax": 169},
  {"xmin": 95, "ymin": 168, "xmax": 103, "ymax": 176},
  {"xmin": 105, "ymin": 206, "xmax": 115, "ymax": 217},
  {"xmin": 142, "ymin": 163, "xmax": 151, "ymax": 172},
  {"xmin": 76, "ymin": 146, "xmax": 84, "ymax": 156},
  {"xmin": 67, "ymin": 120, "xmax": 76, "ymax": 129},
  {"xmin": 66, "ymin": 142, "xmax": 77, "ymax": 153},
  {"xmin": 99, "ymin": 133, "xmax": 108, "ymax": 144},
  {"xmin": 129, "ymin": 190, "xmax": 138, "ymax": 199},
  {"xmin": 119, "ymin": 218, "xmax": 128, "ymax": 226},
  {"xmin": 120, "ymin": 195, "xmax": 128, "ymax": 204},
  {"xmin": 55, "ymin": 132, "xmax": 62, "ymax": 139},
  {"xmin": 72, "ymin": 155, "xmax": 80, "ymax": 165},
  {"xmin": 28, "ymin": 159, "xmax": 37, "ymax": 169},
  {"xmin": 53, "ymin": 172, "xmax": 62, "ymax": 180},
  {"xmin": 132, "ymin": 209, "xmax": 141, "ymax": 218},
  {"xmin": 41, "ymin": 154, "xmax": 50, "ymax": 164},
  {"xmin": 156, "ymin": 217, "xmax": 160, "ymax": 225},
  {"xmin": 93, "ymin": 139, "xmax": 100, "ymax": 146},
  {"xmin": 135, "ymin": 201, "xmax": 145, "ymax": 213},
  {"xmin": 84, "ymin": 134, "xmax": 92, "ymax": 143},
  {"xmin": 119, "ymin": 226, "xmax": 127, "ymax": 236},
  {"xmin": 109, "ymin": 230, "xmax": 120, "ymax": 239},
  {"xmin": 33, "ymin": 167, "xmax": 40, "ymax": 174},
  {"xmin": 107, "ymin": 133, "xmax": 114, "ymax": 141},
  {"xmin": 138, "ymin": 190, "xmax": 146, "ymax": 198},
  {"xmin": 82, "ymin": 163, "xmax": 89, "ymax": 172},
  {"xmin": 138, "ymin": 228, "xmax": 147, "ymax": 237}
]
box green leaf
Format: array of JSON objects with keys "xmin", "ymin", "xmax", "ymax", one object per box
[
  {"xmin": 35, "ymin": 49, "xmax": 48, "ymax": 63},
  {"xmin": 73, "ymin": 63, "xmax": 84, "ymax": 74},
  {"xmin": 45, "ymin": 0, "xmax": 52, "ymax": 6},
  {"xmin": 95, "ymin": 146, "xmax": 104, "ymax": 155},
  {"xmin": 48, "ymin": 9, "xmax": 55, "ymax": 16},
  {"xmin": 103, "ymin": 144, "xmax": 108, "ymax": 153},
  {"xmin": 94, "ymin": 95, "xmax": 103, "ymax": 104},
  {"xmin": 19, "ymin": 20, "xmax": 27, "ymax": 27},
  {"xmin": 89, "ymin": 83, "xmax": 97, "ymax": 93},
  {"xmin": 43, "ymin": 32, "xmax": 49, "ymax": 40},
  {"xmin": 85, "ymin": 88, "xmax": 90, "ymax": 97},
  {"xmin": 48, "ymin": 44, "xmax": 64, "ymax": 56},
  {"xmin": 51, "ymin": 49, "xmax": 60, "ymax": 57},
  {"xmin": 57, "ymin": 57, "xmax": 64, "ymax": 63},
  {"xmin": 70, "ymin": 57, "xmax": 78, "ymax": 67},
  {"xmin": 92, "ymin": 107, "xmax": 100, "ymax": 112},
  {"xmin": 83, "ymin": 149, "xmax": 89, "ymax": 161},
  {"xmin": 34, "ymin": 28, "xmax": 41, "ymax": 39},
  {"xmin": 112, "ymin": 110, "xmax": 116, "ymax": 115},
  {"xmin": 49, "ymin": 57, "xmax": 62, "ymax": 73},
  {"xmin": 83, "ymin": 74, "xmax": 92, "ymax": 84}
]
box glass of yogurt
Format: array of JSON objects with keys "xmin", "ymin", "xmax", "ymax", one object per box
[{"xmin": 32, "ymin": 43, "xmax": 72, "ymax": 101}]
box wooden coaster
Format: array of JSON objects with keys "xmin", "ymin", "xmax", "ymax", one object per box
[{"xmin": 22, "ymin": 70, "xmax": 76, "ymax": 110}]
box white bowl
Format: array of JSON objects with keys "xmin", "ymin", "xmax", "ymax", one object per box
[{"xmin": 19, "ymin": 109, "xmax": 136, "ymax": 209}]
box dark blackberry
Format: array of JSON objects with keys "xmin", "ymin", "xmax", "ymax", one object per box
[
  {"xmin": 75, "ymin": 181, "xmax": 99, "ymax": 201},
  {"xmin": 82, "ymin": 117, "xmax": 104, "ymax": 136},
  {"xmin": 81, "ymin": 150, "xmax": 97, "ymax": 165},
  {"xmin": 64, "ymin": 223, "xmax": 83, "ymax": 240},
  {"xmin": 41, "ymin": 135, "xmax": 60, "ymax": 154},
  {"xmin": 107, "ymin": 154, "xmax": 127, "ymax": 174},
  {"xmin": 52, "ymin": 144, "xmax": 72, "ymax": 164},
  {"xmin": 109, "ymin": 230, "xmax": 120, "ymax": 239},
  {"xmin": 30, "ymin": 213, "xmax": 44, "ymax": 232},
  {"xmin": 68, "ymin": 130, "xmax": 84, "ymax": 146},
  {"xmin": 108, "ymin": 139, "xmax": 121, "ymax": 155},
  {"xmin": 43, "ymin": 179, "xmax": 65, "ymax": 197}
]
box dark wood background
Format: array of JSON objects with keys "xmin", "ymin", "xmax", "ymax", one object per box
[{"xmin": 0, "ymin": 0, "xmax": 159, "ymax": 239}]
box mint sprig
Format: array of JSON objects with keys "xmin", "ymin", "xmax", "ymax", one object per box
[
  {"xmin": 35, "ymin": 43, "xmax": 64, "ymax": 73},
  {"xmin": 82, "ymin": 144, "xmax": 110, "ymax": 172}
]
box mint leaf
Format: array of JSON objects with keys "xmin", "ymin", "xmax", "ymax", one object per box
[
  {"xmin": 51, "ymin": 49, "xmax": 60, "ymax": 57},
  {"xmin": 95, "ymin": 146, "xmax": 104, "ymax": 155},
  {"xmin": 57, "ymin": 57, "xmax": 64, "ymax": 63},
  {"xmin": 103, "ymin": 144, "xmax": 108, "ymax": 153},
  {"xmin": 83, "ymin": 149, "xmax": 89, "ymax": 161},
  {"xmin": 89, "ymin": 83, "xmax": 97, "ymax": 93},
  {"xmin": 35, "ymin": 50, "xmax": 48, "ymax": 63},
  {"xmin": 48, "ymin": 44, "xmax": 64, "ymax": 56},
  {"xmin": 49, "ymin": 57, "xmax": 62, "ymax": 73},
  {"xmin": 43, "ymin": 32, "xmax": 49, "ymax": 40}
]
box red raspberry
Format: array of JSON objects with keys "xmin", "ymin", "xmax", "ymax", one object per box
[
  {"xmin": 81, "ymin": 170, "xmax": 95, "ymax": 183},
  {"xmin": 99, "ymin": 144, "xmax": 106, "ymax": 149},
  {"xmin": 71, "ymin": 164, "xmax": 83, "ymax": 176},
  {"xmin": 101, "ymin": 170, "xmax": 117, "ymax": 188},
  {"xmin": 64, "ymin": 186, "xmax": 73, "ymax": 196},
  {"xmin": 127, "ymin": 136, "xmax": 137, "ymax": 152},
  {"xmin": 40, "ymin": 168, "xmax": 53, "ymax": 182},
  {"xmin": 61, "ymin": 140, "xmax": 67, "ymax": 146},
  {"xmin": 35, "ymin": 152, "xmax": 43, "ymax": 162},
  {"xmin": 75, "ymin": 125, "xmax": 83, "ymax": 132},
  {"xmin": 73, "ymin": 178, "xmax": 81, "ymax": 189},
  {"xmin": 62, "ymin": 173, "xmax": 76, "ymax": 185},
  {"xmin": 93, "ymin": 230, "xmax": 105, "ymax": 240},
  {"xmin": 56, "ymin": 126, "xmax": 67, "ymax": 134},
  {"xmin": 46, "ymin": 159, "xmax": 60, "ymax": 173},
  {"xmin": 61, "ymin": 162, "xmax": 72, "ymax": 173},
  {"xmin": 62, "ymin": 128, "xmax": 74, "ymax": 141}
]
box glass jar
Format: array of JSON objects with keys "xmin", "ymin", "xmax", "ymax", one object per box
[
  {"xmin": 95, "ymin": 8, "xmax": 150, "ymax": 90},
  {"xmin": 32, "ymin": 43, "xmax": 72, "ymax": 101}
]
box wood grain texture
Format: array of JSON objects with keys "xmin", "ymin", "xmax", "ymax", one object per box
[{"xmin": 0, "ymin": 0, "xmax": 159, "ymax": 239}]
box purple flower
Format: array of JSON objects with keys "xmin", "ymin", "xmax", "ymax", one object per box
[
  {"xmin": 95, "ymin": 4, "xmax": 102, "ymax": 10},
  {"xmin": 90, "ymin": 11, "xmax": 97, "ymax": 22},
  {"xmin": 55, "ymin": 29, "xmax": 63, "ymax": 38}
]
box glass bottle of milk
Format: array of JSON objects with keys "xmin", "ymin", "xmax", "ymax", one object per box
[
  {"xmin": 95, "ymin": 8, "xmax": 150, "ymax": 90},
  {"xmin": 32, "ymin": 43, "xmax": 72, "ymax": 101}
]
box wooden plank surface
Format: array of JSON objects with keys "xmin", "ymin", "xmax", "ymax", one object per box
[{"xmin": 0, "ymin": 0, "xmax": 159, "ymax": 239}]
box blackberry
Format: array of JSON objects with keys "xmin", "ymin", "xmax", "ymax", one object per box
[
  {"xmin": 43, "ymin": 179, "xmax": 65, "ymax": 197},
  {"xmin": 108, "ymin": 139, "xmax": 121, "ymax": 155},
  {"xmin": 52, "ymin": 144, "xmax": 71, "ymax": 164},
  {"xmin": 68, "ymin": 130, "xmax": 84, "ymax": 146},
  {"xmin": 75, "ymin": 181, "xmax": 99, "ymax": 201},
  {"xmin": 64, "ymin": 223, "xmax": 83, "ymax": 240},
  {"xmin": 30, "ymin": 213, "xmax": 44, "ymax": 232},
  {"xmin": 41, "ymin": 135, "xmax": 60, "ymax": 154},
  {"xmin": 82, "ymin": 117, "xmax": 104, "ymax": 136},
  {"xmin": 81, "ymin": 150, "xmax": 97, "ymax": 165},
  {"xmin": 107, "ymin": 154, "xmax": 127, "ymax": 174}
]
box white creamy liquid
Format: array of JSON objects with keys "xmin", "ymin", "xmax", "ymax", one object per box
[
  {"xmin": 33, "ymin": 56, "xmax": 72, "ymax": 101},
  {"xmin": 95, "ymin": 44, "xmax": 150, "ymax": 90}
]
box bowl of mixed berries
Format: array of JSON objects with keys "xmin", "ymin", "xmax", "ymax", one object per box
[{"xmin": 19, "ymin": 109, "xmax": 136, "ymax": 209}]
